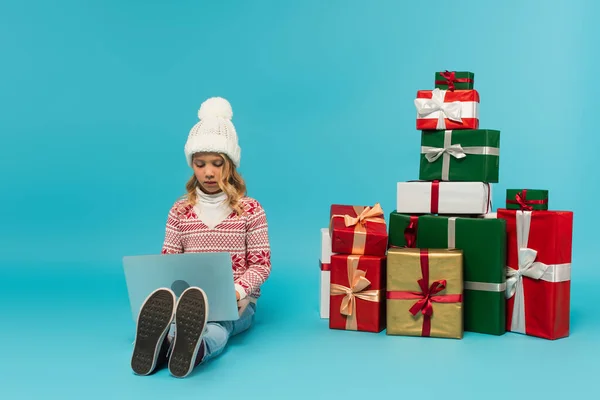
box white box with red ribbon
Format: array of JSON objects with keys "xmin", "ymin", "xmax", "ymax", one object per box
[{"xmin": 396, "ymin": 181, "xmax": 492, "ymax": 215}]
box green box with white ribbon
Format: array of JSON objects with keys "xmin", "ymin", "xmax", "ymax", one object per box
[
  {"xmin": 419, "ymin": 129, "xmax": 500, "ymax": 183},
  {"xmin": 416, "ymin": 215, "xmax": 507, "ymax": 335}
]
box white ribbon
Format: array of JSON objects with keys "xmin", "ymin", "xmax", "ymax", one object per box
[
  {"xmin": 464, "ymin": 281, "xmax": 507, "ymax": 292},
  {"xmin": 423, "ymin": 144, "xmax": 466, "ymax": 162},
  {"xmin": 421, "ymin": 130, "xmax": 500, "ymax": 181},
  {"xmin": 414, "ymin": 88, "xmax": 463, "ymax": 130},
  {"xmin": 447, "ymin": 217, "xmax": 456, "ymax": 249},
  {"xmin": 505, "ymin": 211, "xmax": 572, "ymax": 334}
]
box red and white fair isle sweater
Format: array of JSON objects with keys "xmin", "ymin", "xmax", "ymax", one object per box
[{"xmin": 161, "ymin": 191, "xmax": 271, "ymax": 300}]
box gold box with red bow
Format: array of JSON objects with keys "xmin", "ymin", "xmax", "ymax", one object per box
[
  {"xmin": 414, "ymin": 88, "xmax": 480, "ymax": 130},
  {"xmin": 386, "ymin": 248, "xmax": 464, "ymax": 339},
  {"xmin": 329, "ymin": 204, "xmax": 388, "ymax": 256},
  {"xmin": 329, "ymin": 254, "xmax": 386, "ymax": 333}
]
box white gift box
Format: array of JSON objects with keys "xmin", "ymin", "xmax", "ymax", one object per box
[
  {"xmin": 397, "ymin": 181, "xmax": 492, "ymax": 215},
  {"xmin": 319, "ymin": 228, "xmax": 334, "ymax": 319}
]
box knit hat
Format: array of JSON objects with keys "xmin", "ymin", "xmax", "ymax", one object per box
[{"xmin": 184, "ymin": 97, "xmax": 241, "ymax": 167}]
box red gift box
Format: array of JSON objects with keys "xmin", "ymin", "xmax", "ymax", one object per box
[
  {"xmin": 497, "ymin": 209, "xmax": 573, "ymax": 340},
  {"xmin": 414, "ymin": 88, "xmax": 480, "ymax": 130},
  {"xmin": 329, "ymin": 254, "xmax": 386, "ymax": 332},
  {"xmin": 329, "ymin": 203, "xmax": 388, "ymax": 256}
]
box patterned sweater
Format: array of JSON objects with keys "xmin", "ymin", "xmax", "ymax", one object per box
[{"xmin": 161, "ymin": 195, "xmax": 271, "ymax": 300}]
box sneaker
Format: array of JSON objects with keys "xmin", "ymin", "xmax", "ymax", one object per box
[
  {"xmin": 168, "ymin": 287, "xmax": 209, "ymax": 378},
  {"xmin": 131, "ymin": 288, "xmax": 176, "ymax": 375}
]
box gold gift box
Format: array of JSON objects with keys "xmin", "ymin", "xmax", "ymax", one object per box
[{"xmin": 386, "ymin": 248, "xmax": 464, "ymax": 339}]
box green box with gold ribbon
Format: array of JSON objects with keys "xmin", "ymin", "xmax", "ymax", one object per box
[
  {"xmin": 419, "ymin": 129, "xmax": 500, "ymax": 183},
  {"xmin": 416, "ymin": 215, "xmax": 507, "ymax": 335}
]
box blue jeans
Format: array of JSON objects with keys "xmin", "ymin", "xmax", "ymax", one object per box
[{"xmin": 169, "ymin": 302, "xmax": 256, "ymax": 364}]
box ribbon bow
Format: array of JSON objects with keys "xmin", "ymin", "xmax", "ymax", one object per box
[
  {"xmin": 514, "ymin": 192, "xmax": 533, "ymax": 211},
  {"xmin": 408, "ymin": 278, "xmax": 448, "ymax": 317},
  {"xmin": 440, "ymin": 71, "xmax": 458, "ymax": 90},
  {"xmin": 424, "ymin": 143, "xmax": 466, "ymax": 163},
  {"xmin": 332, "ymin": 269, "xmax": 372, "ymax": 316},
  {"xmin": 505, "ymin": 248, "xmax": 549, "ymax": 299},
  {"xmin": 414, "ymin": 88, "xmax": 463, "ymax": 130},
  {"xmin": 343, "ymin": 203, "xmax": 384, "ymax": 228}
]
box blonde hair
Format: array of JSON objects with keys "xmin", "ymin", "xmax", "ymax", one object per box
[{"xmin": 182, "ymin": 153, "xmax": 247, "ymax": 216}]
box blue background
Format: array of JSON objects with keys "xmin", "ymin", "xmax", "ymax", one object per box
[{"xmin": 1, "ymin": 0, "xmax": 598, "ymax": 398}]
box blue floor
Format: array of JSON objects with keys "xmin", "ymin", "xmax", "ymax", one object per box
[{"xmin": 1, "ymin": 259, "xmax": 597, "ymax": 400}]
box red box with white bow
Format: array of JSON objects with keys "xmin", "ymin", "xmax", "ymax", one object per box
[
  {"xmin": 497, "ymin": 209, "xmax": 573, "ymax": 340},
  {"xmin": 414, "ymin": 88, "xmax": 480, "ymax": 130}
]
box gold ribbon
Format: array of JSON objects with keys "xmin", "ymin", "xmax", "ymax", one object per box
[
  {"xmin": 330, "ymin": 256, "xmax": 382, "ymax": 330},
  {"xmin": 330, "ymin": 203, "xmax": 386, "ymax": 254}
]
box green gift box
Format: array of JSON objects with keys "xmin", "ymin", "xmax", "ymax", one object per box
[
  {"xmin": 416, "ymin": 215, "xmax": 506, "ymax": 335},
  {"xmin": 434, "ymin": 71, "xmax": 475, "ymax": 90},
  {"xmin": 388, "ymin": 212, "xmax": 423, "ymax": 248},
  {"xmin": 506, "ymin": 189, "xmax": 549, "ymax": 210},
  {"xmin": 419, "ymin": 129, "xmax": 500, "ymax": 182}
]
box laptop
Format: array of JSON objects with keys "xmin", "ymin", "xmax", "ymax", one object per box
[{"xmin": 123, "ymin": 252, "xmax": 240, "ymax": 323}]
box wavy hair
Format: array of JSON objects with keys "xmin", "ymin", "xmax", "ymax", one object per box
[{"xmin": 182, "ymin": 153, "xmax": 247, "ymax": 216}]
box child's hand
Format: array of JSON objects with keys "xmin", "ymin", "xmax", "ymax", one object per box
[{"xmin": 237, "ymin": 298, "xmax": 250, "ymax": 316}]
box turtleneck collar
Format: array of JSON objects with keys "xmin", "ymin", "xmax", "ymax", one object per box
[
  {"xmin": 193, "ymin": 187, "xmax": 232, "ymax": 229},
  {"xmin": 196, "ymin": 187, "xmax": 228, "ymax": 205}
]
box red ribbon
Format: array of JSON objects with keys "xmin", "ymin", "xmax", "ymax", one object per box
[
  {"xmin": 430, "ymin": 181, "xmax": 440, "ymax": 214},
  {"xmin": 429, "ymin": 181, "xmax": 489, "ymax": 214},
  {"xmin": 320, "ymin": 262, "xmax": 331, "ymax": 271},
  {"xmin": 506, "ymin": 189, "xmax": 547, "ymax": 211},
  {"xmin": 404, "ymin": 216, "xmax": 419, "ymax": 248},
  {"xmin": 386, "ymin": 249, "xmax": 463, "ymax": 337},
  {"xmin": 435, "ymin": 70, "xmax": 473, "ymax": 91}
]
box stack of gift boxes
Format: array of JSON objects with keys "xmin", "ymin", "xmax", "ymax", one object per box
[
  {"xmin": 319, "ymin": 71, "xmax": 574, "ymax": 340},
  {"xmin": 320, "ymin": 205, "xmax": 388, "ymax": 332}
]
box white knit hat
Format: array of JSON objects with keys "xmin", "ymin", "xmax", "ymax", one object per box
[{"xmin": 184, "ymin": 97, "xmax": 241, "ymax": 167}]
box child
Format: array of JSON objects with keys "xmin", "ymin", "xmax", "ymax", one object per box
[{"xmin": 130, "ymin": 97, "xmax": 271, "ymax": 378}]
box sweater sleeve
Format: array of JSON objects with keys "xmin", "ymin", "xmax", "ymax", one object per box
[
  {"xmin": 236, "ymin": 203, "xmax": 272, "ymax": 299},
  {"xmin": 161, "ymin": 203, "xmax": 184, "ymax": 254}
]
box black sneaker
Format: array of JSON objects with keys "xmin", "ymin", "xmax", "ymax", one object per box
[
  {"xmin": 168, "ymin": 287, "xmax": 209, "ymax": 378},
  {"xmin": 131, "ymin": 288, "xmax": 176, "ymax": 375}
]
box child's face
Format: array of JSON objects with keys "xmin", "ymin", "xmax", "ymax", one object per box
[{"xmin": 192, "ymin": 152, "xmax": 224, "ymax": 194}]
